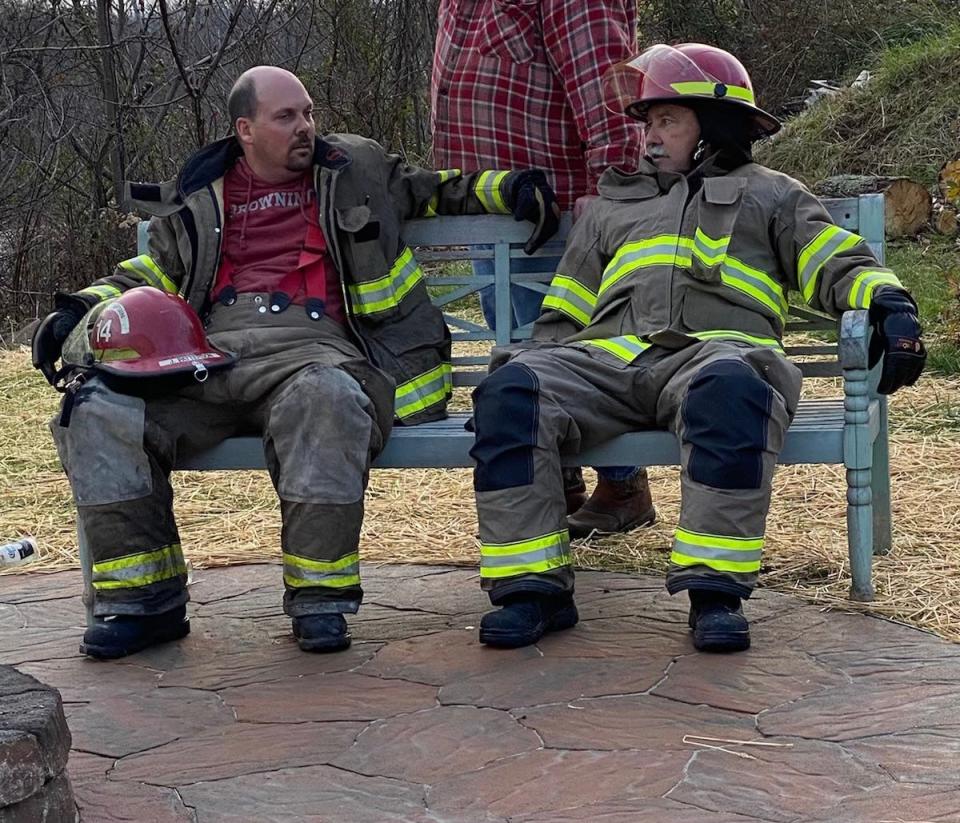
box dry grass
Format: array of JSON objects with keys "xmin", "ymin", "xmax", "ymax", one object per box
[{"xmin": 2, "ymin": 347, "xmax": 959, "ymax": 640}]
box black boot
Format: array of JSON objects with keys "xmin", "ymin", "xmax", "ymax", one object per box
[
  {"xmin": 479, "ymin": 594, "xmax": 579, "ymax": 648},
  {"xmin": 687, "ymin": 590, "xmax": 750, "ymax": 653},
  {"xmin": 80, "ymin": 605, "xmax": 190, "ymax": 660},
  {"xmin": 292, "ymin": 614, "xmax": 352, "ymax": 653}
]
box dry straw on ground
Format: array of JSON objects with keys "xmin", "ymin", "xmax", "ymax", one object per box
[{"xmin": 2, "ymin": 347, "xmax": 958, "ymax": 640}]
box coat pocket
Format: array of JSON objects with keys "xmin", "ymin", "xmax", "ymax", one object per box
[
  {"xmin": 688, "ymin": 177, "xmax": 746, "ymax": 283},
  {"xmin": 480, "ymin": 0, "xmax": 540, "ymax": 63},
  {"xmin": 336, "ymin": 206, "xmax": 387, "ymax": 280}
]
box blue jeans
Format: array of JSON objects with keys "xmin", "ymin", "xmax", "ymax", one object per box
[{"xmin": 474, "ymin": 254, "xmax": 638, "ymax": 483}]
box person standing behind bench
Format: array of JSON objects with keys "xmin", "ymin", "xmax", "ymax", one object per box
[
  {"xmin": 431, "ymin": 0, "xmax": 657, "ymax": 537},
  {"xmin": 469, "ymin": 44, "xmax": 926, "ymax": 653},
  {"xmin": 31, "ymin": 66, "xmax": 559, "ymax": 660}
]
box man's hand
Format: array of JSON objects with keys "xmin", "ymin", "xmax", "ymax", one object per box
[
  {"xmin": 868, "ymin": 287, "xmax": 926, "ymax": 395},
  {"xmin": 505, "ymin": 170, "xmax": 561, "ymax": 255},
  {"xmin": 31, "ymin": 299, "xmax": 86, "ymax": 385}
]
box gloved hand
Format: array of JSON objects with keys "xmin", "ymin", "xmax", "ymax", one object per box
[
  {"xmin": 505, "ymin": 170, "xmax": 561, "ymax": 255},
  {"xmin": 31, "ymin": 297, "xmax": 87, "ymax": 385},
  {"xmin": 868, "ymin": 287, "xmax": 926, "ymax": 395}
]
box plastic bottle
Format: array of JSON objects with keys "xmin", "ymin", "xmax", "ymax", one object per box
[{"xmin": 0, "ymin": 538, "xmax": 38, "ymax": 567}]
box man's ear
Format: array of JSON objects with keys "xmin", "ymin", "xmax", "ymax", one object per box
[{"xmin": 235, "ymin": 117, "xmax": 254, "ymax": 146}]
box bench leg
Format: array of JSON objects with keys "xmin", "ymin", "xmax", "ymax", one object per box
[
  {"xmin": 844, "ymin": 363, "xmax": 875, "ymax": 602},
  {"xmin": 77, "ymin": 519, "xmax": 95, "ymax": 629},
  {"xmin": 871, "ymin": 398, "xmax": 892, "ymax": 556}
]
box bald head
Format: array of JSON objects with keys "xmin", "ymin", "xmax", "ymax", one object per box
[
  {"xmin": 228, "ymin": 66, "xmax": 307, "ymax": 128},
  {"xmin": 229, "ymin": 66, "xmax": 316, "ymax": 184}
]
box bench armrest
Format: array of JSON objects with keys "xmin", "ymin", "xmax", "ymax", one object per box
[{"xmin": 838, "ymin": 310, "xmax": 871, "ymax": 371}]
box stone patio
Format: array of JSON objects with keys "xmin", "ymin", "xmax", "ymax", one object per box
[{"xmin": 2, "ymin": 563, "xmax": 960, "ymax": 822}]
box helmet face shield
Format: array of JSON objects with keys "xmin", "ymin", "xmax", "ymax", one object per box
[{"xmin": 601, "ymin": 42, "xmax": 780, "ymax": 138}]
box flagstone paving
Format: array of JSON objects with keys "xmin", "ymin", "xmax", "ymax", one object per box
[{"xmin": 3, "ymin": 563, "xmax": 960, "ymax": 822}]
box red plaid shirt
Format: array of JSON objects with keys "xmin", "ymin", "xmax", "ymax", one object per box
[{"xmin": 431, "ymin": 0, "xmax": 643, "ymax": 210}]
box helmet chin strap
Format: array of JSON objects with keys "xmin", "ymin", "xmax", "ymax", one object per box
[{"xmin": 692, "ymin": 139, "xmax": 708, "ymax": 163}]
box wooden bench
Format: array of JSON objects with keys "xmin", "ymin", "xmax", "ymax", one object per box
[{"xmin": 81, "ymin": 195, "xmax": 889, "ymax": 624}]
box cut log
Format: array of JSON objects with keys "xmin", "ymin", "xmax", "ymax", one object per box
[
  {"xmin": 812, "ymin": 174, "xmax": 932, "ymax": 238},
  {"xmin": 937, "ymin": 159, "xmax": 960, "ymax": 209},
  {"xmin": 934, "ymin": 204, "xmax": 958, "ymax": 236}
]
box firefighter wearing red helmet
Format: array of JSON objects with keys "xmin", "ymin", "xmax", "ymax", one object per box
[
  {"xmin": 470, "ymin": 44, "xmax": 925, "ymax": 653},
  {"xmin": 31, "ymin": 65, "xmax": 559, "ymax": 660}
]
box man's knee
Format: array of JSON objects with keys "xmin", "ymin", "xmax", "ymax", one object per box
[
  {"xmin": 267, "ymin": 365, "xmax": 378, "ymax": 504},
  {"xmin": 470, "ymin": 363, "xmax": 539, "ymax": 492},
  {"xmin": 51, "ymin": 381, "xmax": 153, "ymax": 506},
  {"xmin": 682, "ymin": 360, "xmax": 773, "ymax": 490}
]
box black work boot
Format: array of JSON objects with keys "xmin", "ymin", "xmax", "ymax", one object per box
[
  {"xmin": 292, "ymin": 614, "xmax": 352, "ymax": 653},
  {"xmin": 567, "ymin": 469, "xmax": 656, "ymax": 538},
  {"xmin": 479, "ymin": 593, "xmax": 579, "ymax": 648},
  {"xmin": 687, "ymin": 590, "xmax": 750, "ymax": 653},
  {"xmin": 80, "ymin": 605, "xmax": 190, "ymax": 660},
  {"xmin": 562, "ymin": 467, "xmax": 588, "ymax": 515}
]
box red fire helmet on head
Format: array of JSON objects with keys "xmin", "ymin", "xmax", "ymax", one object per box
[
  {"xmin": 89, "ymin": 287, "xmax": 235, "ymax": 381},
  {"xmin": 602, "ymin": 43, "xmax": 781, "ymax": 139}
]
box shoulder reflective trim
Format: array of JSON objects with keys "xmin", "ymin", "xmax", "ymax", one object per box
[
  {"xmin": 480, "ymin": 529, "xmax": 571, "ymax": 579},
  {"xmin": 798, "ymin": 225, "xmax": 862, "ymax": 303},
  {"xmin": 395, "ymin": 362, "xmax": 452, "ymax": 420},
  {"xmin": 542, "ymin": 274, "xmax": 597, "ymax": 327},
  {"xmin": 670, "ymin": 81, "xmax": 755, "ymax": 105},
  {"xmin": 473, "ymin": 170, "xmax": 511, "ymax": 214},
  {"xmin": 348, "ymin": 247, "xmax": 424, "ymax": 315},
  {"xmin": 91, "ymin": 543, "xmax": 187, "ymax": 590},
  {"xmin": 671, "ymin": 527, "xmax": 763, "ymax": 573},
  {"xmin": 283, "ymin": 551, "xmax": 361, "ymax": 589},
  {"xmin": 601, "ymin": 234, "xmax": 687, "ymax": 294},
  {"xmin": 581, "ymin": 335, "xmax": 651, "ymax": 363},
  {"xmin": 119, "ymin": 254, "xmax": 178, "ymax": 294},
  {"xmin": 78, "ymin": 283, "xmax": 123, "ymax": 302},
  {"xmin": 691, "ymin": 330, "xmax": 784, "ymax": 351},
  {"xmin": 848, "ymin": 269, "xmax": 903, "ymax": 309}
]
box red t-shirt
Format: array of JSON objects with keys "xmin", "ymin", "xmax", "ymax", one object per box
[{"xmin": 213, "ymin": 158, "xmax": 345, "ymax": 324}]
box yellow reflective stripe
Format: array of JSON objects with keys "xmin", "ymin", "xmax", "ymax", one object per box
[
  {"xmin": 437, "ymin": 168, "xmax": 461, "ymax": 183},
  {"xmin": 474, "ymin": 170, "xmax": 511, "ymax": 214},
  {"xmin": 348, "ymin": 248, "xmax": 424, "ymax": 315},
  {"xmin": 78, "ymin": 283, "xmax": 123, "ymax": 302},
  {"xmin": 92, "ymin": 544, "xmax": 187, "ymax": 590},
  {"xmin": 670, "ymin": 81, "xmax": 755, "ymax": 105},
  {"xmin": 480, "ymin": 529, "xmax": 571, "ymax": 579},
  {"xmin": 395, "ymin": 362, "xmax": 452, "ymax": 419},
  {"xmin": 848, "ymin": 270, "xmax": 903, "ymax": 309},
  {"xmin": 119, "ymin": 255, "xmax": 177, "ymax": 294},
  {"xmin": 283, "ymin": 551, "xmax": 361, "ymax": 589},
  {"xmin": 798, "ymin": 226, "xmax": 862, "ymax": 303},
  {"xmin": 423, "ymin": 194, "xmax": 440, "ymax": 218},
  {"xmin": 581, "ymin": 335, "xmax": 651, "ymax": 363},
  {"xmin": 691, "ymin": 330, "xmax": 785, "ymax": 351},
  {"xmin": 671, "ymin": 527, "xmax": 763, "ymax": 573},
  {"xmin": 719, "ymin": 258, "xmax": 788, "ymax": 319},
  {"xmin": 692, "ymin": 228, "xmax": 730, "ymax": 267},
  {"xmin": 542, "ymin": 274, "xmax": 597, "ymax": 327},
  {"xmin": 601, "ymin": 235, "xmax": 687, "ymax": 294}
]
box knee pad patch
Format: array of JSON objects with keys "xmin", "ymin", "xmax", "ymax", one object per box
[
  {"xmin": 682, "ymin": 360, "xmax": 772, "ymax": 490},
  {"xmin": 470, "ymin": 364, "xmax": 539, "ymax": 492}
]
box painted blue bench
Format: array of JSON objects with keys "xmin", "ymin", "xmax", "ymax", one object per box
[{"xmin": 81, "ymin": 195, "xmax": 886, "ymax": 624}]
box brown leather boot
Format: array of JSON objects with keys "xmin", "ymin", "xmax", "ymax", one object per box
[
  {"xmin": 567, "ymin": 469, "xmax": 656, "ymax": 538},
  {"xmin": 562, "ymin": 467, "xmax": 588, "ymax": 515}
]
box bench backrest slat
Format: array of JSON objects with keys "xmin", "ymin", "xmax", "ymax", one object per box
[{"xmin": 137, "ymin": 194, "xmax": 884, "ymax": 380}]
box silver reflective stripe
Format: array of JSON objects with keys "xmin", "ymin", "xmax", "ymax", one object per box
[
  {"xmin": 91, "ymin": 543, "xmax": 187, "ymax": 590},
  {"xmin": 798, "ymin": 226, "xmax": 861, "ymax": 302},
  {"xmin": 480, "ymin": 543, "xmax": 569, "ymax": 569},
  {"xmin": 395, "ymin": 363, "xmax": 452, "ymax": 419},
  {"xmin": 672, "ymin": 540, "xmax": 763, "ymax": 564}
]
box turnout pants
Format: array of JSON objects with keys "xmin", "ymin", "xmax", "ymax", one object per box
[
  {"xmin": 471, "ymin": 339, "xmax": 802, "ymax": 603},
  {"xmin": 52, "ymin": 295, "xmax": 394, "ymax": 618}
]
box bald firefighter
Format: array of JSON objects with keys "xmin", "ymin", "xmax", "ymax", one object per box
[
  {"xmin": 32, "ymin": 66, "xmax": 559, "ymax": 659},
  {"xmin": 470, "ymin": 44, "xmax": 925, "ymax": 652}
]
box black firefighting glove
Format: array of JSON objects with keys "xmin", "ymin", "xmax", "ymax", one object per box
[
  {"xmin": 867, "ymin": 287, "xmax": 926, "ymax": 395},
  {"xmin": 505, "ymin": 170, "xmax": 561, "ymax": 255},
  {"xmin": 31, "ymin": 295, "xmax": 87, "ymax": 386}
]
